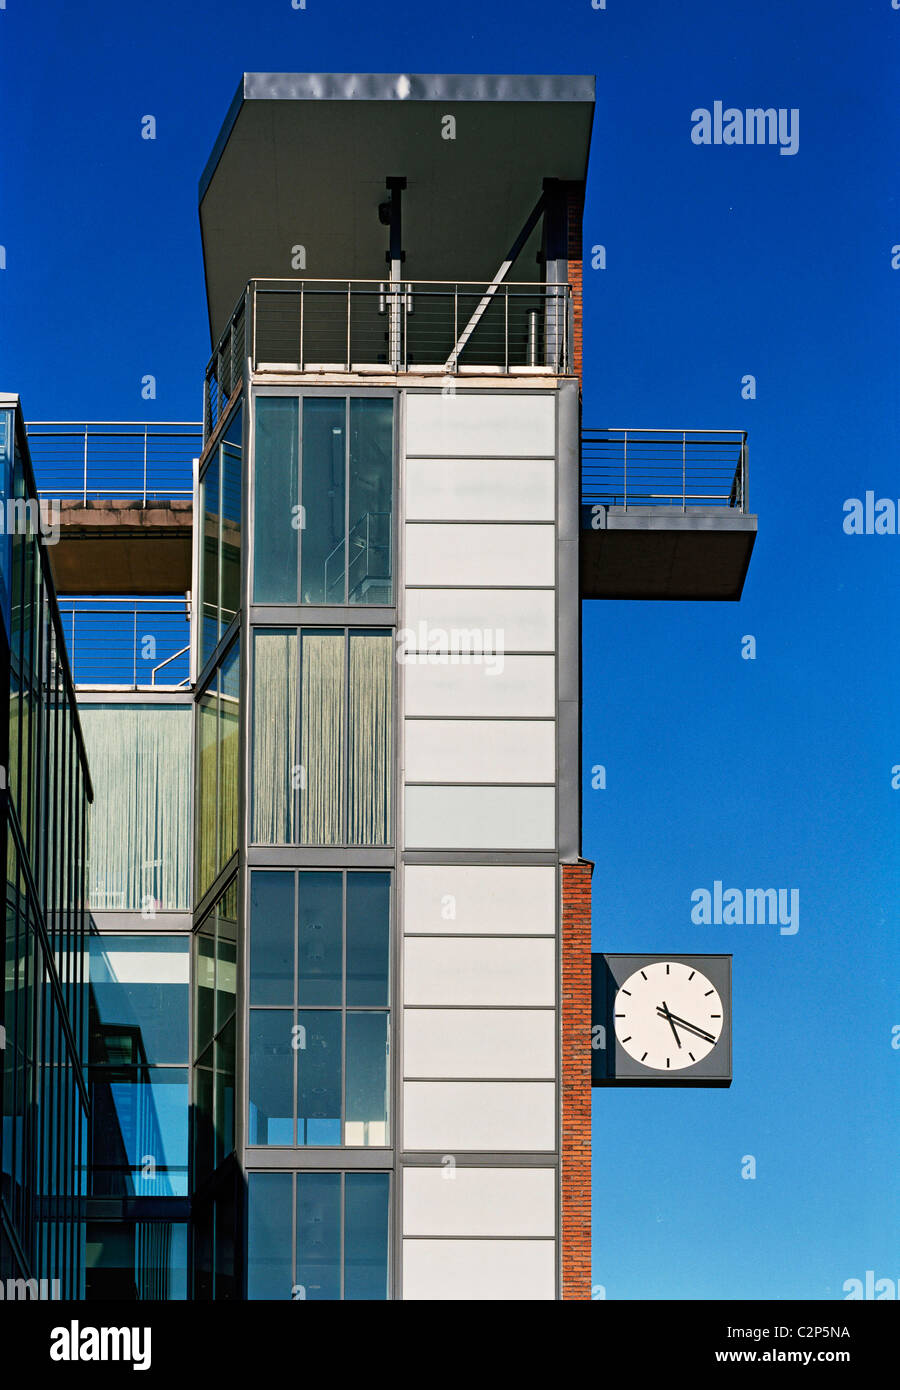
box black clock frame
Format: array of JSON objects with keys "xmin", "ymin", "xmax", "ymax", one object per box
[{"xmin": 592, "ymin": 953, "xmax": 733, "ymax": 1087}]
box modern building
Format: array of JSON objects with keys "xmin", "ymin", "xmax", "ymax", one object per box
[{"xmin": 4, "ymin": 72, "xmax": 755, "ymax": 1301}]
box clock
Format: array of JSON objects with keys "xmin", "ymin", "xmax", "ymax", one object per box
[{"xmin": 592, "ymin": 954, "xmax": 732, "ymax": 1086}]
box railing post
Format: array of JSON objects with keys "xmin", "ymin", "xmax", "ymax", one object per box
[
  {"xmin": 453, "ymin": 286, "xmax": 458, "ymax": 374},
  {"xmin": 742, "ymin": 436, "xmax": 748, "ymax": 513},
  {"xmin": 682, "ymin": 432, "xmax": 686, "ymax": 512},
  {"xmin": 133, "ymin": 605, "xmax": 138, "ymax": 689},
  {"xmin": 346, "ymin": 282, "xmax": 352, "ymax": 372},
  {"xmin": 504, "ymin": 286, "xmax": 509, "ymax": 374},
  {"xmin": 623, "ymin": 430, "xmax": 628, "ymax": 510},
  {"xmin": 82, "ymin": 426, "xmax": 88, "ymax": 505},
  {"xmin": 299, "ymin": 283, "xmax": 304, "ymax": 372},
  {"xmin": 143, "ymin": 425, "xmax": 149, "ymax": 507}
]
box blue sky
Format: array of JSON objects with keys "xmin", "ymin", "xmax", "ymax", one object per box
[{"xmin": 2, "ymin": 0, "xmax": 898, "ymax": 1300}]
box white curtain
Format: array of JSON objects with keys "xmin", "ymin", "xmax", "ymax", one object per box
[
  {"xmin": 348, "ymin": 633, "xmax": 391, "ymax": 844},
  {"xmin": 300, "ymin": 632, "xmax": 345, "ymax": 844},
  {"xmin": 252, "ymin": 632, "xmax": 297, "ymax": 845}
]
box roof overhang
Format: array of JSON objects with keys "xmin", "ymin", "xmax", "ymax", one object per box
[{"xmin": 199, "ymin": 73, "xmax": 595, "ymax": 344}]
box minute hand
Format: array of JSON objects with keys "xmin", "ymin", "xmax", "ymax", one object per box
[{"xmin": 654, "ymin": 1008, "xmax": 717, "ymax": 1044}]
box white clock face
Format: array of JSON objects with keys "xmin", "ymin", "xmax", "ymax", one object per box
[{"xmin": 614, "ymin": 961, "xmax": 724, "ymax": 1071}]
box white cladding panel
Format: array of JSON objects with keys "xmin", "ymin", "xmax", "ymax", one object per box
[
  {"xmin": 404, "ymin": 523, "xmax": 555, "ymax": 587},
  {"xmin": 403, "ymin": 864, "xmax": 557, "ymax": 935},
  {"xmin": 403, "ymin": 1081, "xmax": 556, "ymax": 1150},
  {"xmin": 403, "ymin": 1008, "xmax": 555, "ymax": 1078},
  {"xmin": 404, "ymin": 785, "xmax": 555, "ymax": 850},
  {"xmin": 405, "ymin": 457, "xmax": 555, "ymax": 521},
  {"xmin": 403, "ymin": 589, "xmax": 555, "ymax": 652},
  {"xmin": 405, "ymin": 393, "xmax": 556, "ymax": 457},
  {"xmin": 403, "ymin": 656, "xmax": 555, "ymax": 717},
  {"xmin": 404, "ymin": 937, "xmax": 555, "ymax": 1007},
  {"xmin": 404, "ymin": 719, "xmax": 555, "ymax": 784},
  {"xmin": 402, "ymin": 1168, "xmax": 556, "ymax": 1236},
  {"xmin": 402, "ymin": 1240, "xmax": 556, "ymax": 1299}
]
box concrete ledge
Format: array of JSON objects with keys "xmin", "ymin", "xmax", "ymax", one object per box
[{"xmin": 49, "ymin": 499, "xmax": 192, "ymax": 595}]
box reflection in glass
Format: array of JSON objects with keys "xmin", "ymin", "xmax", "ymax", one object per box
[
  {"xmin": 296, "ymin": 1172, "xmax": 340, "ymax": 1300},
  {"xmin": 297, "ymin": 872, "xmax": 342, "ymax": 1006},
  {"xmin": 249, "ymin": 871, "xmax": 294, "ymax": 1006},
  {"xmin": 89, "ymin": 936, "xmax": 189, "ymax": 1065},
  {"xmin": 90, "ymin": 1068, "xmax": 189, "ymax": 1196},
  {"xmin": 297, "ymin": 1011, "xmax": 341, "ymax": 1146},
  {"xmin": 247, "ymin": 1173, "xmax": 292, "ymax": 1300},
  {"xmin": 346, "ymin": 872, "xmax": 390, "ymax": 1005},
  {"xmin": 301, "ymin": 398, "xmax": 346, "ymax": 604},
  {"xmin": 344, "ymin": 1173, "xmax": 390, "ymax": 1300},
  {"xmin": 345, "ymin": 1012, "xmax": 389, "ymax": 1147},
  {"xmin": 254, "ymin": 398, "xmax": 298, "ymax": 603},
  {"xmin": 248, "ymin": 1012, "xmax": 293, "ymax": 1145},
  {"xmin": 348, "ymin": 398, "xmax": 393, "ymax": 604}
]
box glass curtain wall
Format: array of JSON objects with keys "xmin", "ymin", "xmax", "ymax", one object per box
[{"xmin": 0, "ymin": 403, "xmax": 91, "ymax": 1297}]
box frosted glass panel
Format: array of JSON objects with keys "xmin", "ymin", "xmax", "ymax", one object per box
[{"xmin": 252, "ymin": 631, "xmax": 298, "ymax": 844}]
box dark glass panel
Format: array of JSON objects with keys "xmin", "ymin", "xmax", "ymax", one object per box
[
  {"xmin": 345, "ymin": 871, "xmax": 390, "ymax": 1005},
  {"xmin": 296, "ymin": 1171, "xmax": 340, "ymax": 1300},
  {"xmin": 296, "ymin": 1011, "xmax": 341, "ymax": 1146},
  {"xmin": 301, "ymin": 398, "xmax": 346, "ymax": 603},
  {"xmin": 90, "ymin": 1067, "xmax": 189, "ymax": 1196},
  {"xmin": 297, "ymin": 872, "xmax": 342, "ymax": 1006},
  {"xmin": 249, "ymin": 871, "xmax": 294, "ymax": 1007},
  {"xmin": 248, "ymin": 1011, "xmax": 293, "ymax": 1145},
  {"xmin": 254, "ymin": 397, "xmax": 299, "ymax": 603},
  {"xmin": 345, "ymin": 1012, "xmax": 389, "ymax": 1147},
  {"xmin": 89, "ymin": 936, "xmax": 189, "ymax": 1065},
  {"xmin": 344, "ymin": 1172, "xmax": 390, "ymax": 1300},
  {"xmin": 348, "ymin": 397, "xmax": 393, "ymax": 603},
  {"xmin": 247, "ymin": 1172, "xmax": 292, "ymax": 1300}
]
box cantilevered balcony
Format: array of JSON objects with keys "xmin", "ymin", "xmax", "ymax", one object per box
[
  {"xmin": 26, "ymin": 421, "xmax": 200, "ymax": 595},
  {"xmin": 204, "ymin": 277, "xmax": 572, "ymax": 437},
  {"xmin": 580, "ymin": 429, "xmax": 757, "ymax": 601}
]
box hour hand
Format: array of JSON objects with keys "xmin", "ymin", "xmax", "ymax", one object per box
[
  {"xmin": 659, "ymin": 1001, "xmax": 682, "ymax": 1048},
  {"xmin": 656, "ymin": 1007, "xmax": 717, "ymax": 1045}
]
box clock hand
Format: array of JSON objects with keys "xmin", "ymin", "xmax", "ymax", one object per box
[
  {"xmin": 659, "ymin": 1001, "xmax": 682, "ymax": 1048},
  {"xmin": 655, "ymin": 1008, "xmax": 717, "ymax": 1044}
]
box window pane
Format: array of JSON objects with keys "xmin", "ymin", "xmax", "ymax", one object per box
[
  {"xmin": 300, "ymin": 631, "xmax": 345, "ymax": 844},
  {"xmin": 90, "ymin": 1068, "xmax": 189, "ymax": 1196},
  {"xmin": 247, "ymin": 1173, "xmax": 292, "ymax": 1300},
  {"xmin": 251, "ymin": 631, "xmax": 297, "ymax": 844},
  {"xmin": 218, "ymin": 641, "xmax": 240, "ymax": 872},
  {"xmin": 348, "ymin": 632, "xmax": 391, "ymax": 845},
  {"xmin": 345, "ymin": 872, "xmax": 389, "ymax": 1005},
  {"xmin": 296, "ymin": 1011, "xmax": 341, "ymax": 1146},
  {"xmin": 248, "ymin": 1011, "xmax": 293, "ymax": 1145},
  {"xmin": 301, "ymin": 397, "xmax": 346, "ymax": 603},
  {"xmin": 89, "ymin": 936, "xmax": 189, "ymax": 1064},
  {"xmin": 214, "ymin": 1018, "xmax": 235, "ymax": 1168},
  {"xmin": 195, "ymin": 930, "xmax": 215, "ymax": 1055},
  {"xmin": 296, "ymin": 1172, "xmax": 340, "ymax": 1300},
  {"xmin": 348, "ymin": 397, "xmax": 393, "ymax": 603},
  {"xmin": 220, "ymin": 409, "xmax": 242, "ymax": 631},
  {"xmin": 215, "ymin": 883, "xmax": 237, "ymax": 1030},
  {"xmin": 253, "ymin": 397, "xmax": 298, "ymax": 603},
  {"xmin": 193, "ymin": 1052, "xmax": 214, "ymax": 1190},
  {"xmin": 297, "ymin": 872, "xmax": 342, "ymax": 1006},
  {"xmin": 249, "ymin": 871, "xmax": 294, "ymax": 1006},
  {"xmin": 200, "ymin": 455, "xmax": 220, "ymax": 666},
  {"xmin": 344, "ymin": 1172, "xmax": 390, "ymax": 1300},
  {"xmin": 196, "ymin": 694, "xmax": 217, "ymax": 899},
  {"xmin": 345, "ymin": 1012, "xmax": 389, "ymax": 1147}
]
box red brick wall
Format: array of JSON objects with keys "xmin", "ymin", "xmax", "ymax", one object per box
[
  {"xmin": 565, "ymin": 183, "xmax": 585, "ymax": 386},
  {"xmin": 561, "ymin": 859, "xmax": 592, "ymax": 1299}
]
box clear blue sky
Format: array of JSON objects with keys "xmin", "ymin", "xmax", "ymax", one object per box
[{"xmin": 2, "ymin": 0, "xmax": 897, "ymax": 1300}]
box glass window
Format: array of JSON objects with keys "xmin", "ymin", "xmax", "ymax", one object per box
[
  {"xmin": 195, "ymin": 637, "xmax": 240, "ymax": 903},
  {"xmin": 248, "ymin": 870, "xmax": 390, "ymax": 1148},
  {"xmin": 89, "ymin": 936, "xmax": 189, "ymax": 1065},
  {"xmin": 296, "ymin": 1172, "xmax": 341, "ymax": 1300},
  {"xmin": 253, "ymin": 397, "xmax": 298, "ymax": 603},
  {"xmin": 252, "ymin": 394, "xmax": 393, "ymax": 607},
  {"xmin": 192, "ymin": 877, "xmax": 238, "ymax": 1184},
  {"xmin": 247, "ymin": 1171, "xmax": 390, "ymax": 1300},
  {"xmin": 90, "ymin": 1068, "xmax": 189, "ymax": 1197},
  {"xmin": 251, "ymin": 627, "xmax": 391, "ymax": 847},
  {"xmin": 86, "ymin": 1221, "xmax": 188, "ymax": 1301},
  {"xmin": 199, "ymin": 405, "xmax": 242, "ymax": 668},
  {"xmin": 247, "ymin": 1172, "xmax": 292, "ymax": 1300}
]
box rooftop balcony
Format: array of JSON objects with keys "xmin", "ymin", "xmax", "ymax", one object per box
[
  {"xmin": 204, "ymin": 277, "xmax": 573, "ymax": 438},
  {"xmin": 580, "ymin": 429, "xmax": 757, "ymax": 601}
]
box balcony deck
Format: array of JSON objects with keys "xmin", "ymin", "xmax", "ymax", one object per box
[{"xmin": 580, "ymin": 429, "xmax": 757, "ymax": 601}]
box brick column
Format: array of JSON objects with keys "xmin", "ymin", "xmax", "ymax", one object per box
[
  {"xmin": 565, "ymin": 183, "xmax": 585, "ymax": 386},
  {"xmin": 561, "ymin": 858, "xmax": 592, "ymax": 1299}
]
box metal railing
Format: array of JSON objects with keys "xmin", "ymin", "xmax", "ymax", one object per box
[
  {"xmin": 581, "ymin": 429, "xmax": 748, "ymax": 513},
  {"xmin": 205, "ymin": 277, "xmax": 573, "ymax": 441},
  {"xmin": 26, "ymin": 422, "xmax": 202, "ymax": 504},
  {"xmin": 58, "ymin": 598, "xmax": 191, "ymax": 689}
]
